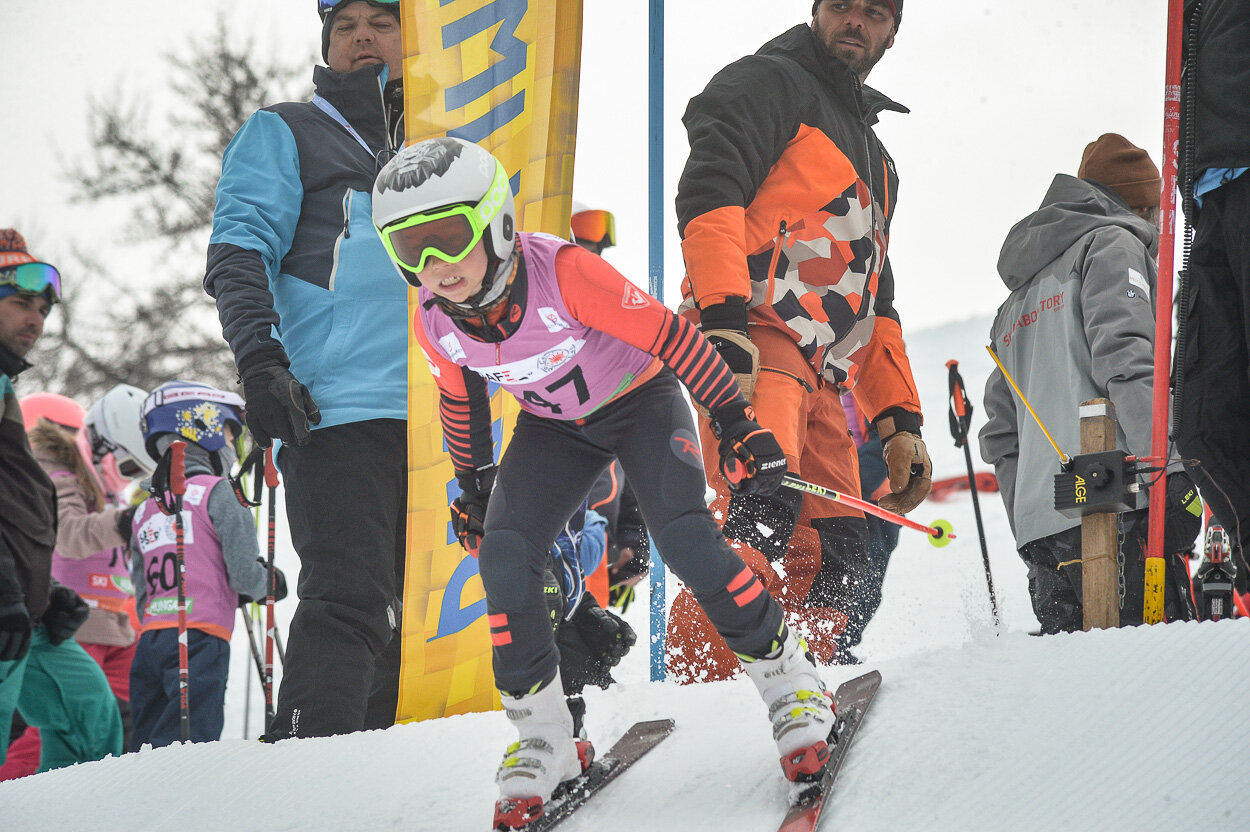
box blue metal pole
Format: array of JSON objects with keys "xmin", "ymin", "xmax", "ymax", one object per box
[{"xmin": 647, "ymin": 0, "xmax": 666, "ymax": 683}]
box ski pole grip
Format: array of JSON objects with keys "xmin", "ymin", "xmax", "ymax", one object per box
[
  {"xmin": 263, "ymin": 448, "xmax": 279, "ymax": 488},
  {"xmin": 170, "ymin": 441, "xmax": 186, "ymax": 496},
  {"xmin": 946, "ymin": 360, "xmax": 967, "ymax": 418}
]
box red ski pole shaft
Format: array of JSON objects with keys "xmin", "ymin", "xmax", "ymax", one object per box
[
  {"xmin": 263, "ymin": 448, "xmax": 279, "ymax": 727},
  {"xmin": 781, "ymin": 475, "xmax": 955, "ymax": 542},
  {"xmin": 170, "ymin": 441, "xmax": 191, "ymax": 743}
]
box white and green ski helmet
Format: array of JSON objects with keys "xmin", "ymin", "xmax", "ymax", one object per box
[
  {"xmin": 86, "ymin": 383, "xmax": 158, "ymax": 478},
  {"xmin": 372, "ymin": 136, "xmax": 517, "ymax": 314}
]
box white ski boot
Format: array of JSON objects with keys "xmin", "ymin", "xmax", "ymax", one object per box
[
  {"xmin": 493, "ymin": 672, "xmax": 592, "ymax": 830},
  {"xmin": 740, "ymin": 624, "xmax": 838, "ymax": 782}
]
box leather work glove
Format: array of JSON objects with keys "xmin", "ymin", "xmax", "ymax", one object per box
[
  {"xmin": 700, "ymin": 299, "xmax": 760, "ymax": 402},
  {"xmin": 875, "ymin": 408, "xmax": 932, "ymax": 515},
  {"xmin": 240, "ymin": 355, "xmax": 321, "ymax": 448},
  {"xmin": 0, "ymin": 600, "xmax": 32, "ymax": 663},
  {"xmin": 710, "ymin": 399, "xmax": 787, "ymax": 496},
  {"xmin": 557, "ymin": 594, "xmax": 637, "ymax": 695},
  {"xmin": 1163, "ymin": 471, "xmax": 1203, "ymax": 554},
  {"xmin": 450, "ymin": 466, "xmax": 496, "ymax": 557},
  {"xmin": 42, "ymin": 585, "xmax": 90, "ymax": 646}
]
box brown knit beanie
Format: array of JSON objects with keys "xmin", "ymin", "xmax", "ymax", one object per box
[
  {"xmin": 812, "ymin": 0, "xmax": 902, "ymax": 27},
  {"xmin": 1077, "ymin": 133, "xmax": 1161, "ymax": 209}
]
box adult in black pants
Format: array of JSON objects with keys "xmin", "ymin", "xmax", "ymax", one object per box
[{"xmin": 1175, "ymin": 0, "xmax": 1250, "ymax": 573}]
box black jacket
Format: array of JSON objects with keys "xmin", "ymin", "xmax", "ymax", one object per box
[
  {"xmin": 1182, "ymin": 0, "xmax": 1250, "ymax": 178},
  {"xmin": 0, "ymin": 345, "xmax": 57, "ymax": 618}
]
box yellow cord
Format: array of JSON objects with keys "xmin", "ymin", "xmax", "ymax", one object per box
[{"xmin": 985, "ymin": 345, "xmax": 1070, "ymax": 465}]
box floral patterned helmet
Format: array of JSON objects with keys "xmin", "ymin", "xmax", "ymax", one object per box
[{"xmin": 140, "ymin": 380, "xmax": 245, "ymax": 458}]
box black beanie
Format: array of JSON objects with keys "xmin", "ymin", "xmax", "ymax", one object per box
[
  {"xmin": 811, "ymin": 0, "xmax": 902, "ymax": 27},
  {"xmin": 322, "ymin": 0, "xmax": 402, "ymax": 63}
]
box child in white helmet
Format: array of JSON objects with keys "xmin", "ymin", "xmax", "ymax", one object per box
[{"xmin": 373, "ymin": 138, "xmax": 837, "ymax": 830}]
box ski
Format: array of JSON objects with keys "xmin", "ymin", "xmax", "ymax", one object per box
[
  {"xmin": 777, "ymin": 669, "xmax": 882, "ymax": 832},
  {"xmin": 497, "ymin": 718, "xmax": 675, "ymax": 832}
]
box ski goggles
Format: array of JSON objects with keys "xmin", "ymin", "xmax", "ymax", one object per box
[
  {"xmin": 317, "ymin": 0, "xmax": 400, "ymax": 21},
  {"xmin": 571, "ymin": 209, "xmax": 615, "ymax": 248},
  {"xmin": 377, "ymin": 163, "xmax": 511, "ymax": 273},
  {"xmin": 0, "ymin": 262, "xmax": 62, "ymax": 303}
]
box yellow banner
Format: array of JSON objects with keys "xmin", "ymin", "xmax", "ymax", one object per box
[{"xmin": 398, "ymin": 0, "xmax": 583, "ymax": 722}]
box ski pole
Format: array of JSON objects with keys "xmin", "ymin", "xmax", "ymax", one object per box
[
  {"xmin": 946, "ymin": 360, "xmax": 1001, "ymax": 630},
  {"xmin": 781, "ymin": 475, "xmax": 955, "ymax": 546},
  {"xmin": 238, "ymin": 602, "xmax": 266, "ymax": 735},
  {"xmin": 273, "ymin": 622, "xmax": 287, "ymax": 669},
  {"xmin": 169, "ymin": 440, "xmax": 191, "ymax": 743},
  {"xmin": 263, "ymin": 448, "xmax": 279, "ymax": 728}
]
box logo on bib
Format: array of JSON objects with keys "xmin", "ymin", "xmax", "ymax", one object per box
[
  {"xmin": 439, "ymin": 332, "xmax": 467, "ymax": 363},
  {"xmin": 538, "ymin": 307, "xmax": 571, "ymax": 332}
]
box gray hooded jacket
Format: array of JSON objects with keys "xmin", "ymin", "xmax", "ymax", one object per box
[{"xmin": 979, "ymin": 174, "xmax": 1159, "ymax": 548}]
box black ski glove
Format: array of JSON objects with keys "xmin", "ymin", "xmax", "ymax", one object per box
[
  {"xmin": 557, "ymin": 595, "xmax": 637, "ymax": 696},
  {"xmin": 710, "ymin": 399, "xmax": 787, "ymax": 496},
  {"xmin": 451, "ymin": 466, "xmax": 496, "ymax": 557},
  {"xmin": 0, "ymin": 600, "xmax": 32, "ymax": 663},
  {"xmin": 241, "ymin": 565, "xmax": 288, "ymax": 604},
  {"xmin": 41, "ymin": 585, "xmax": 89, "ymax": 646},
  {"xmin": 700, "ymin": 299, "xmax": 759, "ymax": 402},
  {"xmin": 1164, "ymin": 472, "xmax": 1203, "ymax": 554},
  {"xmin": 115, "ymin": 505, "xmax": 137, "ymax": 542},
  {"xmin": 240, "ymin": 356, "xmax": 321, "ymax": 448}
]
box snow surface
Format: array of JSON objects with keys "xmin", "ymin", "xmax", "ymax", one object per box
[{"xmin": 5, "ymin": 314, "xmax": 1246, "ymax": 831}]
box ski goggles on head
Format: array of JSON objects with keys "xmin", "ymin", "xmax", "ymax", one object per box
[
  {"xmin": 571, "ymin": 209, "xmax": 616, "ymax": 248},
  {"xmin": 0, "ymin": 262, "xmax": 62, "ymax": 303},
  {"xmin": 317, "ymin": 0, "xmax": 400, "ymax": 21},
  {"xmin": 378, "ymin": 164, "xmax": 511, "ymax": 273}
]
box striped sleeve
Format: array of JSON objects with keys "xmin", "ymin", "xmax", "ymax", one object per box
[
  {"xmin": 555, "ymin": 246, "xmax": 743, "ymax": 414},
  {"xmin": 413, "ymin": 316, "xmax": 495, "ymax": 475}
]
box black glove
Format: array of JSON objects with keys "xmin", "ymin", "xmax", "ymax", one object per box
[
  {"xmin": 557, "ymin": 595, "xmax": 637, "ymax": 695},
  {"xmin": 709, "ymin": 399, "xmax": 787, "ymax": 496},
  {"xmin": 1164, "ymin": 472, "xmax": 1203, "ymax": 554},
  {"xmin": 241, "ymin": 563, "xmax": 289, "ymax": 604},
  {"xmin": 41, "ymin": 585, "xmax": 89, "ymax": 646},
  {"xmin": 115, "ymin": 505, "xmax": 137, "ymax": 542},
  {"xmin": 240, "ymin": 356, "xmax": 321, "ymax": 448},
  {"xmin": 450, "ymin": 466, "xmax": 496, "ymax": 557},
  {"xmin": 700, "ymin": 299, "xmax": 760, "ymax": 402},
  {"xmin": 0, "ymin": 600, "xmax": 32, "ymax": 662}
]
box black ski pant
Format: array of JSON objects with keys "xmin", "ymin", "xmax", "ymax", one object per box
[
  {"xmin": 1176, "ymin": 172, "xmax": 1250, "ymax": 556},
  {"xmin": 1018, "ymin": 511, "xmax": 1195, "ymax": 634},
  {"xmin": 272, "ymin": 419, "xmax": 406, "ymax": 738},
  {"xmin": 479, "ymin": 372, "xmax": 785, "ymax": 693}
]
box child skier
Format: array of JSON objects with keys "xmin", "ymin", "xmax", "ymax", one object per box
[
  {"xmin": 372, "ymin": 137, "xmax": 839, "ymax": 829},
  {"xmin": 128, "ymin": 381, "xmax": 285, "ymax": 749}
]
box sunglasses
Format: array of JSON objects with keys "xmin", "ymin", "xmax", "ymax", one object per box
[
  {"xmin": 317, "ymin": 0, "xmax": 400, "ymax": 21},
  {"xmin": 0, "ymin": 262, "xmax": 62, "ymax": 303},
  {"xmin": 377, "ymin": 161, "xmax": 510, "ymax": 274},
  {"xmin": 571, "ymin": 209, "xmax": 615, "ymax": 249}
]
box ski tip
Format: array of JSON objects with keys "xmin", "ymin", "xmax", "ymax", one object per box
[{"xmin": 928, "ymin": 519, "xmax": 955, "ymax": 547}]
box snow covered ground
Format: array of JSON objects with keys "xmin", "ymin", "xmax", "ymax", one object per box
[{"xmin": 6, "ymin": 314, "xmax": 1246, "ymax": 831}]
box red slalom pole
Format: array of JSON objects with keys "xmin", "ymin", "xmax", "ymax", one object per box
[
  {"xmin": 169, "ymin": 440, "xmax": 191, "ymax": 743},
  {"xmin": 263, "ymin": 448, "xmax": 279, "ymax": 728},
  {"xmin": 1144, "ymin": 0, "xmax": 1186, "ymax": 624},
  {"xmin": 782, "ymin": 475, "xmax": 955, "ymax": 546}
]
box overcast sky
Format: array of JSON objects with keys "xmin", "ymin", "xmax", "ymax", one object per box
[{"xmin": 2, "ymin": 0, "xmax": 1173, "ymax": 336}]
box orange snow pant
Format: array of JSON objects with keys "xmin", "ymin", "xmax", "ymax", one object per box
[{"xmin": 668, "ymin": 326, "xmax": 863, "ymax": 683}]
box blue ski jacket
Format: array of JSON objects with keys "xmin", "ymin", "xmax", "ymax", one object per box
[{"xmin": 205, "ymin": 63, "xmax": 407, "ymax": 429}]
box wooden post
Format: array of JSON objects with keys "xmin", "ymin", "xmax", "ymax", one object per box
[{"xmin": 1080, "ymin": 400, "xmax": 1120, "ymax": 631}]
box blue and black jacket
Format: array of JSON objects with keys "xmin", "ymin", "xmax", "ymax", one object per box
[{"xmin": 205, "ymin": 63, "xmax": 407, "ymax": 429}]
